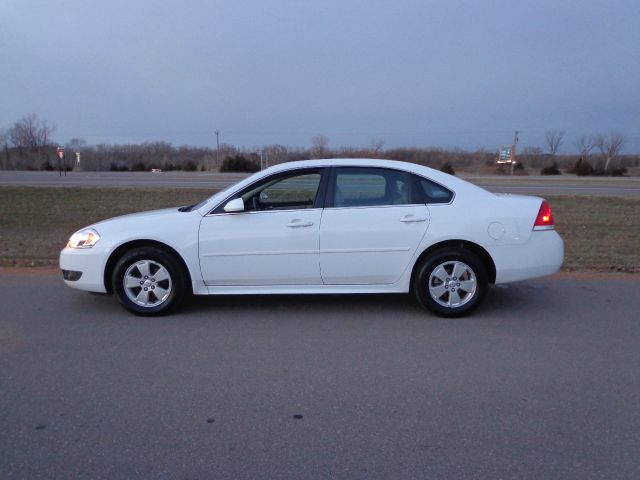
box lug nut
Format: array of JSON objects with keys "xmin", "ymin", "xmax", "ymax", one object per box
[{"xmin": 144, "ymin": 287, "xmax": 148, "ymax": 291}]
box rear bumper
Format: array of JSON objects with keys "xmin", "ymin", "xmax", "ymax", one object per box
[
  {"xmin": 490, "ymin": 230, "xmax": 564, "ymax": 284},
  {"xmin": 59, "ymin": 247, "xmax": 109, "ymax": 293}
]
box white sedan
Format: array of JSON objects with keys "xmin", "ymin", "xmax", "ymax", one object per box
[{"xmin": 60, "ymin": 159, "xmax": 563, "ymax": 317}]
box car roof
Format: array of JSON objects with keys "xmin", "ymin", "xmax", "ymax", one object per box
[{"xmin": 267, "ymin": 158, "xmax": 488, "ymax": 193}]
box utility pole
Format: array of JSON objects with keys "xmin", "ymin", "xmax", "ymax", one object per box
[
  {"xmin": 510, "ymin": 130, "xmax": 519, "ymax": 176},
  {"xmin": 214, "ymin": 131, "xmax": 220, "ymax": 169}
]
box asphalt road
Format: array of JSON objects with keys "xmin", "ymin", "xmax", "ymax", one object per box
[
  {"xmin": 2, "ymin": 273, "xmax": 639, "ymax": 479},
  {"xmin": 1, "ymin": 170, "xmax": 640, "ymax": 196}
]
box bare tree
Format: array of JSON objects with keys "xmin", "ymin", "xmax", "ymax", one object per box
[
  {"xmin": 8, "ymin": 114, "xmax": 56, "ymax": 169},
  {"xmin": 311, "ymin": 135, "xmax": 329, "ymax": 159},
  {"xmin": 544, "ymin": 130, "xmax": 566, "ymax": 156},
  {"xmin": 9, "ymin": 114, "xmax": 55, "ymax": 153},
  {"xmin": 592, "ymin": 132, "xmax": 626, "ymax": 172},
  {"xmin": 263, "ymin": 144, "xmax": 289, "ymax": 166},
  {"xmin": 520, "ymin": 146, "xmax": 544, "ymax": 168},
  {"xmin": 572, "ymin": 135, "xmax": 593, "ymax": 158},
  {"xmin": 0, "ymin": 128, "xmax": 11, "ymax": 169},
  {"xmin": 369, "ymin": 138, "xmax": 384, "ymax": 157},
  {"xmin": 66, "ymin": 137, "xmax": 87, "ymax": 151}
]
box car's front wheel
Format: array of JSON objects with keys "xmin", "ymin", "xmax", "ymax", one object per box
[
  {"xmin": 112, "ymin": 246, "xmax": 188, "ymax": 316},
  {"xmin": 413, "ymin": 248, "xmax": 488, "ymax": 317}
]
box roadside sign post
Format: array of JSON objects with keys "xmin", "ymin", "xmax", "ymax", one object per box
[
  {"xmin": 56, "ymin": 147, "xmax": 65, "ymax": 176},
  {"xmin": 496, "ymin": 131, "xmax": 519, "ymax": 175},
  {"xmin": 511, "ymin": 131, "xmax": 519, "ymax": 176}
]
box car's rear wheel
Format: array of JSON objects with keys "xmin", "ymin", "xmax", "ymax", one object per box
[
  {"xmin": 112, "ymin": 246, "xmax": 188, "ymax": 316},
  {"xmin": 414, "ymin": 248, "xmax": 488, "ymax": 317}
]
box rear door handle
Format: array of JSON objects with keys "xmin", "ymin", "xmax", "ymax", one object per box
[
  {"xmin": 287, "ymin": 219, "xmax": 314, "ymax": 228},
  {"xmin": 400, "ymin": 216, "xmax": 428, "ymax": 223}
]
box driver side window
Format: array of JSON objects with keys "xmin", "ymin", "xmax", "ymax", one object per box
[{"xmin": 241, "ymin": 172, "xmax": 322, "ymax": 212}]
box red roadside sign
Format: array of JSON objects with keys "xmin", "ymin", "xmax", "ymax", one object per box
[{"xmin": 56, "ymin": 147, "xmax": 65, "ymax": 159}]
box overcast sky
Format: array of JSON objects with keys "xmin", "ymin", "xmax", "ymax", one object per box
[{"xmin": 2, "ymin": 0, "xmax": 639, "ymax": 152}]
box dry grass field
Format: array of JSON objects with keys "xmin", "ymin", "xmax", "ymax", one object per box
[
  {"xmin": 0, "ymin": 187, "xmax": 212, "ymax": 267},
  {"xmin": 548, "ymin": 195, "xmax": 639, "ymax": 272},
  {"xmin": 0, "ymin": 187, "xmax": 638, "ymax": 272}
]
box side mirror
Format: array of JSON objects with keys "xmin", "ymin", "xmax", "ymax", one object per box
[{"xmin": 223, "ymin": 198, "xmax": 245, "ymax": 213}]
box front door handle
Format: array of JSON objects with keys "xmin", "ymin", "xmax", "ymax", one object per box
[
  {"xmin": 287, "ymin": 219, "xmax": 314, "ymax": 228},
  {"xmin": 400, "ymin": 215, "xmax": 428, "ymax": 223}
]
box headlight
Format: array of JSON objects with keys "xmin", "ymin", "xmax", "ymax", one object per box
[{"xmin": 67, "ymin": 228, "xmax": 101, "ymax": 249}]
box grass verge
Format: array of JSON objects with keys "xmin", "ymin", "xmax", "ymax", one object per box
[
  {"xmin": 0, "ymin": 187, "xmax": 213, "ymax": 267},
  {"xmin": 547, "ymin": 195, "xmax": 639, "ymax": 272},
  {"xmin": 0, "ymin": 187, "xmax": 638, "ymax": 272}
]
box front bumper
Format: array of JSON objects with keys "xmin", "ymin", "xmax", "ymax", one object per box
[
  {"xmin": 62, "ymin": 269, "xmax": 83, "ymax": 281},
  {"xmin": 59, "ymin": 246, "xmax": 110, "ymax": 293}
]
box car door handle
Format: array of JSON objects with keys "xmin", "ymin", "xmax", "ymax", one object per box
[
  {"xmin": 400, "ymin": 215, "xmax": 428, "ymax": 223},
  {"xmin": 287, "ymin": 219, "xmax": 314, "ymax": 228}
]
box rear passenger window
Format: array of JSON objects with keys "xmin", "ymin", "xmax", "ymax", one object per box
[
  {"xmin": 333, "ymin": 168, "xmax": 415, "ymax": 207},
  {"xmin": 415, "ymin": 176, "xmax": 454, "ymax": 204}
]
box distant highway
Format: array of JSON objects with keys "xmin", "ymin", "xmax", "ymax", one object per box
[
  {"xmin": 468, "ymin": 175, "xmax": 640, "ymax": 197},
  {"xmin": 1, "ymin": 170, "xmax": 639, "ymax": 196}
]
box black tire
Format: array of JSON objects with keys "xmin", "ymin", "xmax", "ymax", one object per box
[
  {"xmin": 413, "ymin": 248, "xmax": 488, "ymax": 318},
  {"xmin": 112, "ymin": 246, "xmax": 188, "ymax": 316}
]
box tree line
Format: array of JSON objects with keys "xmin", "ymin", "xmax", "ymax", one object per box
[{"xmin": 1, "ymin": 115, "xmax": 637, "ymax": 175}]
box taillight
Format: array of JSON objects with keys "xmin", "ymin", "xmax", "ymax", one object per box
[{"xmin": 533, "ymin": 200, "xmax": 554, "ymax": 230}]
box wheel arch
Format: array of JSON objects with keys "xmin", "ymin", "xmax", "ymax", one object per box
[
  {"xmin": 103, "ymin": 239, "xmax": 193, "ymax": 294},
  {"xmin": 410, "ymin": 239, "xmax": 496, "ymax": 289}
]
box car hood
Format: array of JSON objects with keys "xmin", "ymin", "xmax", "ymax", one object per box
[
  {"xmin": 82, "ymin": 207, "xmax": 202, "ymax": 247},
  {"xmin": 90, "ymin": 208, "xmax": 182, "ymax": 228}
]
